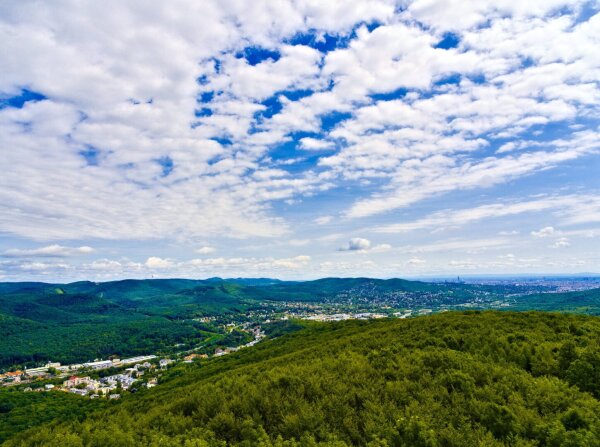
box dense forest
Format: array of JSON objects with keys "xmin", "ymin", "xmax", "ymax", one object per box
[{"xmin": 3, "ymin": 311, "xmax": 600, "ymax": 446}]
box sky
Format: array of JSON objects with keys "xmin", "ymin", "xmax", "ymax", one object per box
[{"xmin": 0, "ymin": 0, "xmax": 599, "ymax": 282}]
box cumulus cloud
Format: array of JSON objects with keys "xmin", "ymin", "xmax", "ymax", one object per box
[
  {"xmin": 299, "ymin": 137, "xmax": 334, "ymax": 150},
  {"xmin": 2, "ymin": 245, "xmax": 94, "ymax": 258},
  {"xmin": 531, "ymin": 226, "xmax": 556, "ymax": 238},
  {"xmin": 196, "ymin": 246, "xmax": 216, "ymax": 255},
  {"xmin": 145, "ymin": 257, "xmax": 174, "ymax": 269},
  {"xmin": 550, "ymin": 237, "xmax": 570, "ymax": 248},
  {"xmin": 339, "ymin": 238, "xmax": 372, "ymax": 251},
  {"xmin": 88, "ymin": 259, "xmax": 126, "ymax": 271},
  {"xmin": 337, "ymin": 238, "xmax": 391, "ymax": 252}
]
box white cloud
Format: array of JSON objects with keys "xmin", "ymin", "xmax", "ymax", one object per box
[
  {"xmin": 405, "ymin": 0, "xmax": 585, "ymax": 32},
  {"xmin": 372, "ymin": 243, "xmax": 392, "ymax": 252},
  {"xmin": 299, "ymin": 137, "xmax": 334, "ymax": 150},
  {"xmin": 196, "ymin": 246, "xmax": 216, "ymax": 255},
  {"xmin": 2, "ymin": 245, "xmax": 94, "ymax": 258},
  {"xmin": 344, "ymin": 131, "xmax": 600, "ymax": 218},
  {"xmin": 314, "ymin": 216, "xmax": 333, "ymax": 225},
  {"xmin": 271, "ymin": 255, "xmax": 311, "ymax": 269},
  {"xmin": 496, "ymin": 142, "xmax": 517, "ymax": 153},
  {"xmin": 531, "ymin": 226, "xmax": 556, "ymax": 238},
  {"xmin": 187, "ymin": 254, "xmax": 312, "ymax": 271},
  {"xmin": 339, "ymin": 237, "xmax": 371, "ymax": 251},
  {"xmin": 550, "ymin": 237, "xmax": 570, "ymax": 248},
  {"xmin": 374, "ymin": 194, "xmax": 600, "ymax": 233},
  {"xmin": 88, "ymin": 259, "xmax": 131, "ymax": 272},
  {"xmin": 17, "ymin": 261, "xmax": 70, "ymax": 272},
  {"xmin": 337, "ymin": 238, "xmax": 391, "ymax": 253},
  {"xmin": 145, "ymin": 257, "xmax": 174, "ymax": 269}
]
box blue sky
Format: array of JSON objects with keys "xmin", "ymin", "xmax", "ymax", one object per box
[{"xmin": 0, "ymin": 0, "xmax": 599, "ymax": 281}]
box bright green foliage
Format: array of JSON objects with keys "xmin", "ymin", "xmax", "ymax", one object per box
[
  {"xmin": 511, "ymin": 288, "xmax": 600, "ymax": 315},
  {"xmin": 0, "ymin": 312, "xmax": 211, "ymax": 367},
  {"xmin": 0, "ymin": 390, "xmax": 103, "ymax": 443},
  {"xmin": 4, "ymin": 311, "xmax": 600, "ymax": 446}
]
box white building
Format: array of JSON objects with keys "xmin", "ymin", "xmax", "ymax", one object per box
[
  {"xmin": 83, "ymin": 360, "xmax": 113, "ymax": 370},
  {"xmin": 159, "ymin": 359, "xmax": 173, "ymax": 368},
  {"xmin": 70, "ymin": 389, "xmax": 88, "ymax": 396}
]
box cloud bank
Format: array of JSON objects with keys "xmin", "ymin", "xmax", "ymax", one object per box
[{"xmin": 0, "ymin": 0, "xmax": 598, "ymax": 279}]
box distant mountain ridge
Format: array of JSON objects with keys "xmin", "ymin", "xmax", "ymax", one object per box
[{"xmin": 0, "ymin": 276, "xmax": 472, "ymax": 298}]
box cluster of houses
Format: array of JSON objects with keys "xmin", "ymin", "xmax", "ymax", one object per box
[
  {"xmin": 24, "ymin": 359, "xmax": 168, "ymax": 399},
  {"xmin": 63, "ymin": 373, "xmax": 137, "ymax": 398},
  {"xmin": 0, "ymin": 370, "xmax": 24, "ymax": 383},
  {"xmin": 61, "ymin": 375, "xmax": 119, "ymax": 398},
  {"xmin": 1, "ymin": 356, "xmax": 156, "ymax": 385}
]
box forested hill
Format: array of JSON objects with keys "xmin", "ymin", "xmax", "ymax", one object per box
[
  {"xmin": 4, "ymin": 311, "xmax": 600, "ymax": 446},
  {"xmin": 0, "ymin": 276, "xmax": 540, "ymax": 302},
  {"xmin": 0, "ymin": 277, "xmax": 463, "ymax": 299}
]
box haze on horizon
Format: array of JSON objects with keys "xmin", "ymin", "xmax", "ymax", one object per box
[{"xmin": 0, "ymin": 0, "xmax": 599, "ymax": 282}]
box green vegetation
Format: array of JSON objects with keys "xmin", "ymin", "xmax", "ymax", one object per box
[
  {"xmin": 0, "ymin": 280, "xmax": 259, "ymax": 368},
  {"xmin": 0, "ymin": 390, "xmax": 104, "ymax": 443},
  {"xmin": 512, "ymin": 288, "xmax": 600, "ymax": 315},
  {"xmin": 1, "ymin": 314, "xmax": 207, "ymax": 367},
  {"xmin": 2, "ymin": 278, "xmax": 600, "ymax": 370},
  {"xmin": 4, "ymin": 311, "xmax": 600, "ymax": 446}
]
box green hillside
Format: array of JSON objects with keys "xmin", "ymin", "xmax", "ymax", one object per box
[
  {"xmin": 0, "ymin": 282, "xmax": 240, "ymax": 368},
  {"xmin": 4, "ymin": 311, "xmax": 600, "ymax": 446},
  {"xmin": 512, "ymin": 288, "xmax": 600, "ymax": 315}
]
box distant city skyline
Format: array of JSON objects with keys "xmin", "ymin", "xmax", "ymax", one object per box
[{"xmin": 1, "ymin": 0, "xmax": 599, "ymax": 281}]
